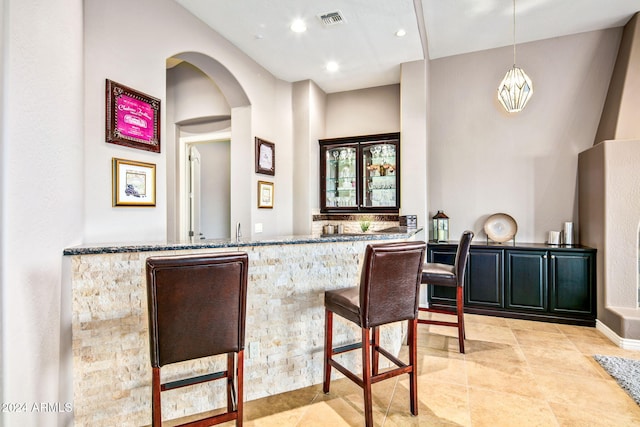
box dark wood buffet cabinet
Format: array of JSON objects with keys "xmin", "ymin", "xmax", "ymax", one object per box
[{"xmin": 427, "ymin": 242, "xmax": 596, "ymax": 326}]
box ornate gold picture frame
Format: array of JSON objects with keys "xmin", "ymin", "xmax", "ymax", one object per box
[
  {"xmin": 257, "ymin": 181, "xmax": 274, "ymax": 208},
  {"xmin": 112, "ymin": 158, "xmax": 156, "ymax": 207}
]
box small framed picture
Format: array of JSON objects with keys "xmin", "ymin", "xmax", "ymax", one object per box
[
  {"xmin": 257, "ymin": 181, "xmax": 274, "ymax": 209},
  {"xmin": 255, "ymin": 137, "xmax": 275, "ymax": 175},
  {"xmin": 112, "ymin": 158, "xmax": 156, "ymax": 206},
  {"xmin": 106, "ymin": 79, "xmax": 161, "ymax": 153}
]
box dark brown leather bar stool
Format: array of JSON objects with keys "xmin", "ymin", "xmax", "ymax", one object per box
[
  {"xmin": 323, "ymin": 241, "xmax": 427, "ymax": 427},
  {"xmin": 146, "ymin": 252, "xmax": 249, "ymax": 427},
  {"xmin": 419, "ymin": 230, "xmax": 473, "ymax": 353}
]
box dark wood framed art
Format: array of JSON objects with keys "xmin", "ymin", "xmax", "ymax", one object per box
[
  {"xmin": 106, "ymin": 79, "xmax": 161, "ymax": 153},
  {"xmin": 255, "ymin": 137, "xmax": 275, "ymax": 175}
]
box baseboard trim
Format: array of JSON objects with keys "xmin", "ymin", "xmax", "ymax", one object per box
[{"xmin": 596, "ymin": 320, "xmax": 640, "ymax": 350}]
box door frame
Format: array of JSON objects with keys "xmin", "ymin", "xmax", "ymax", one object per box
[{"xmin": 177, "ymin": 129, "xmax": 232, "ymax": 241}]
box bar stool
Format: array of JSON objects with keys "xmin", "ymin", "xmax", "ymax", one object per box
[
  {"xmin": 323, "ymin": 241, "xmax": 427, "ymax": 427},
  {"xmin": 146, "ymin": 252, "xmax": 249, "ymax": 427},
  {"xmin": 419, "ymin": 230, "xmax": 473, "ymax": 353}
]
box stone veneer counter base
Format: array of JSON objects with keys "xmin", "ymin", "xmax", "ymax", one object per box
[{"xmin": 65, "ymin": 229, "xmax": 421, "ymax": 426}]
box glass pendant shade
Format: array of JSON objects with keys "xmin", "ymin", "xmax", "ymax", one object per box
[{"xmin": 498, "ymin": 66, "xmax": 533, "ymax": 112}]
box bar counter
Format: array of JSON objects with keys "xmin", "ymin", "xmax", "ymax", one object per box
[{"xmin": 65, "ymin": 228, "xmax": 422, "ymax": 426}]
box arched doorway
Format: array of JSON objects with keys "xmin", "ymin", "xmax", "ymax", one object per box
[{"xmin": 165, "ymin": 52, "xmax": 251, "ymax": 241}]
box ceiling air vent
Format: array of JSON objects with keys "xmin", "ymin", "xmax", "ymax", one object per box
[{"xmin": 318, "ymin": 10, "xmax": 346, "ymax": 27}]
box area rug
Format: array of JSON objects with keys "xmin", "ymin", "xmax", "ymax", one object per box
[{"xmin": 593, "ymin": 354, "xmax": 640, "ymax": 405}]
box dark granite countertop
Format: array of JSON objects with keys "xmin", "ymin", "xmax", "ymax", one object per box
[{"xmin": 63, "ymin": 227, "xmax": 423, "ymax": 256}]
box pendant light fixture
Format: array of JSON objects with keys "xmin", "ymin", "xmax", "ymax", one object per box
[{"xmin": 497, "ymin": 0, "xmax": 533, "ymax": 112}]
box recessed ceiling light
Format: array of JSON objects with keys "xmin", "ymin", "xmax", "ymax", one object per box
[
  {"xmin": 326, "ymin": 61, "xmax": 339, "ymax": 72},
  {"xmin": 290, "ymin": 19, "xmax": 307, "ymax": 33},
  {"xmin": 395, "ymin": 29, "xmax": 406, "ymax": 37}
]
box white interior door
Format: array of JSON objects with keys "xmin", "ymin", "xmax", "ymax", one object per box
[
  {"xmin": 179, "ymin": 131, "xmax": 231, "ymax": 241},
  {"xmin": 188, "ymin": 144, "xmax": 203, "ymax": 239}
]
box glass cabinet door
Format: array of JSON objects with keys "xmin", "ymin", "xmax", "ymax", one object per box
[
  {"xmin": 362, "ymin": 142, "xmax": 397, "ymax": 208},
  {"xmin": 320, "ymin": 133, "xmax": 400, "ymax": 213},
  {"xmin": 324, "ymin": 145, "xmax": 358, "ymax": 209}
]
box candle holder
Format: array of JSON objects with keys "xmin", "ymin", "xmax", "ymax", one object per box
[{"xmin": 432, "ymin": 211, "xmax": 449, "ymax": 242}]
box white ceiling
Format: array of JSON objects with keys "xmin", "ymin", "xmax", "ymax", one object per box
[{"xmin": 174, "ymin": 0, "xmax": 639, "ymax": 93}]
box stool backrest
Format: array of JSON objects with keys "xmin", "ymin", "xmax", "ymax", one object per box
[
  {"xmin": 146, "ymin": 252, "xmax": 249, "ymax": 368},
  {"xmin": 359, "ymin": 241, "xmax": 426, "ymax": 328},
  {"xmin": 454, "ymin": 231, "xmax": 474, "ymax": 284}
]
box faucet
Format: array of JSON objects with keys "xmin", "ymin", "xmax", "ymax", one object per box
[{"xmin": 236, "ymin": 222, "xmax": 242, "ymax": 242}]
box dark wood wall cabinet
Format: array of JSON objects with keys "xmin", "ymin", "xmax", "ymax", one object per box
[
  {"xmin": 427, "ymin": 242, "xmax": 596, "ymax": 326},
  {"xmin": 320, "ymin": 133, "xmax": 400, "ymax": 213}
]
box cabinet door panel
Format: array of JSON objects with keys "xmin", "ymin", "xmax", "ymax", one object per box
[
  {"xmin": 506, "ymin": 250, "xmax": 547, "ymax": 311},
  {"xmin": 362, "ymin": 142, "xmax": 398, "ymax": 209},
  {"xmin": 550, "ymin": 252, "xmax": 594, "ymax": 315},
  {"xmin": 466, "ymin": 249, "xmax": 502, "ymax": 307},
  {"xmin": 426, "ymin": 246, "xmax": 456, "ymax": 304},
  {"xmin": 320, "ymin": 143, "xmax": 358, "ymax": 211}
]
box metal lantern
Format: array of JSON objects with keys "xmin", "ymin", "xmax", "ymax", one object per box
[{"xmin": 432, "ymin": 211, "xmax": 449, "ymax": 242}]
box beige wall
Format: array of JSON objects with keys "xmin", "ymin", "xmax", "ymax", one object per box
[
  {"xmin": 1, "ymin": 1, "xmax": 84, "ymax": 425},
  {"xmin": 292, "ymin": 80, "xmax": 326, "ymax": 233},
  {"xmin": 578, "ymin": 14, "xmax": 640, "ymax": 342},
  {"xmin": 83, "ymin": 0, "xmax": 294, "ymax": 243},
  {"xmin": 604, "ymin": 140, "xmax": 640, "ymax": 340},
  {"xmin": 428, "ymin": 29, "xmax": 621, "ymax": 242},
  {"xmin": 325, "ymin": 84, "xmax": 401, "ymax": 138},
  {"xmin": 595, "ymin": 13, "xmax": 640, "ymax": 143},
  {"xmin": 400, "ymin": 60, "xmax": 429, "ymax": 239},
  {"xmin": 578, "ymin": 144, "xmax": 608, "ymax": 327},
  {"xmin": 579, "ymin": 140, "xmax": 640, "ymax": 341},
  {"xmin": 167, "ymin": 62, "xmax": 231, "ymax": 124}
]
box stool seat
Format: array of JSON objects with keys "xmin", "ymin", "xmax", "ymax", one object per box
[
  {"xmin": 323, "ymin": 241, "xmax": 426, "ymax": 427},
  {"xmin": 324, "ymin": 286, "xmax": 360, "ymax": 325},
  {"xmin": 421, "ymin": 263, "xmax": 455, "ymax": 286}
]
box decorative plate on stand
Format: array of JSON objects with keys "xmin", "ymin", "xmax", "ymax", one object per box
[{"xmin": 484, "ymin": 213, "xmax": 517, "ymax": 243}]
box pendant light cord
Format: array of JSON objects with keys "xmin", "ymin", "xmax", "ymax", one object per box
[{"xmin": 512, "ymin": 0, "xmax": 516, "ymax": 67}]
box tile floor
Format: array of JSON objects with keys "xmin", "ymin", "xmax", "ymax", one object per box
[{"xmin": 170, "ymin": 313, "xmax": 640, "ymax": 426}]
